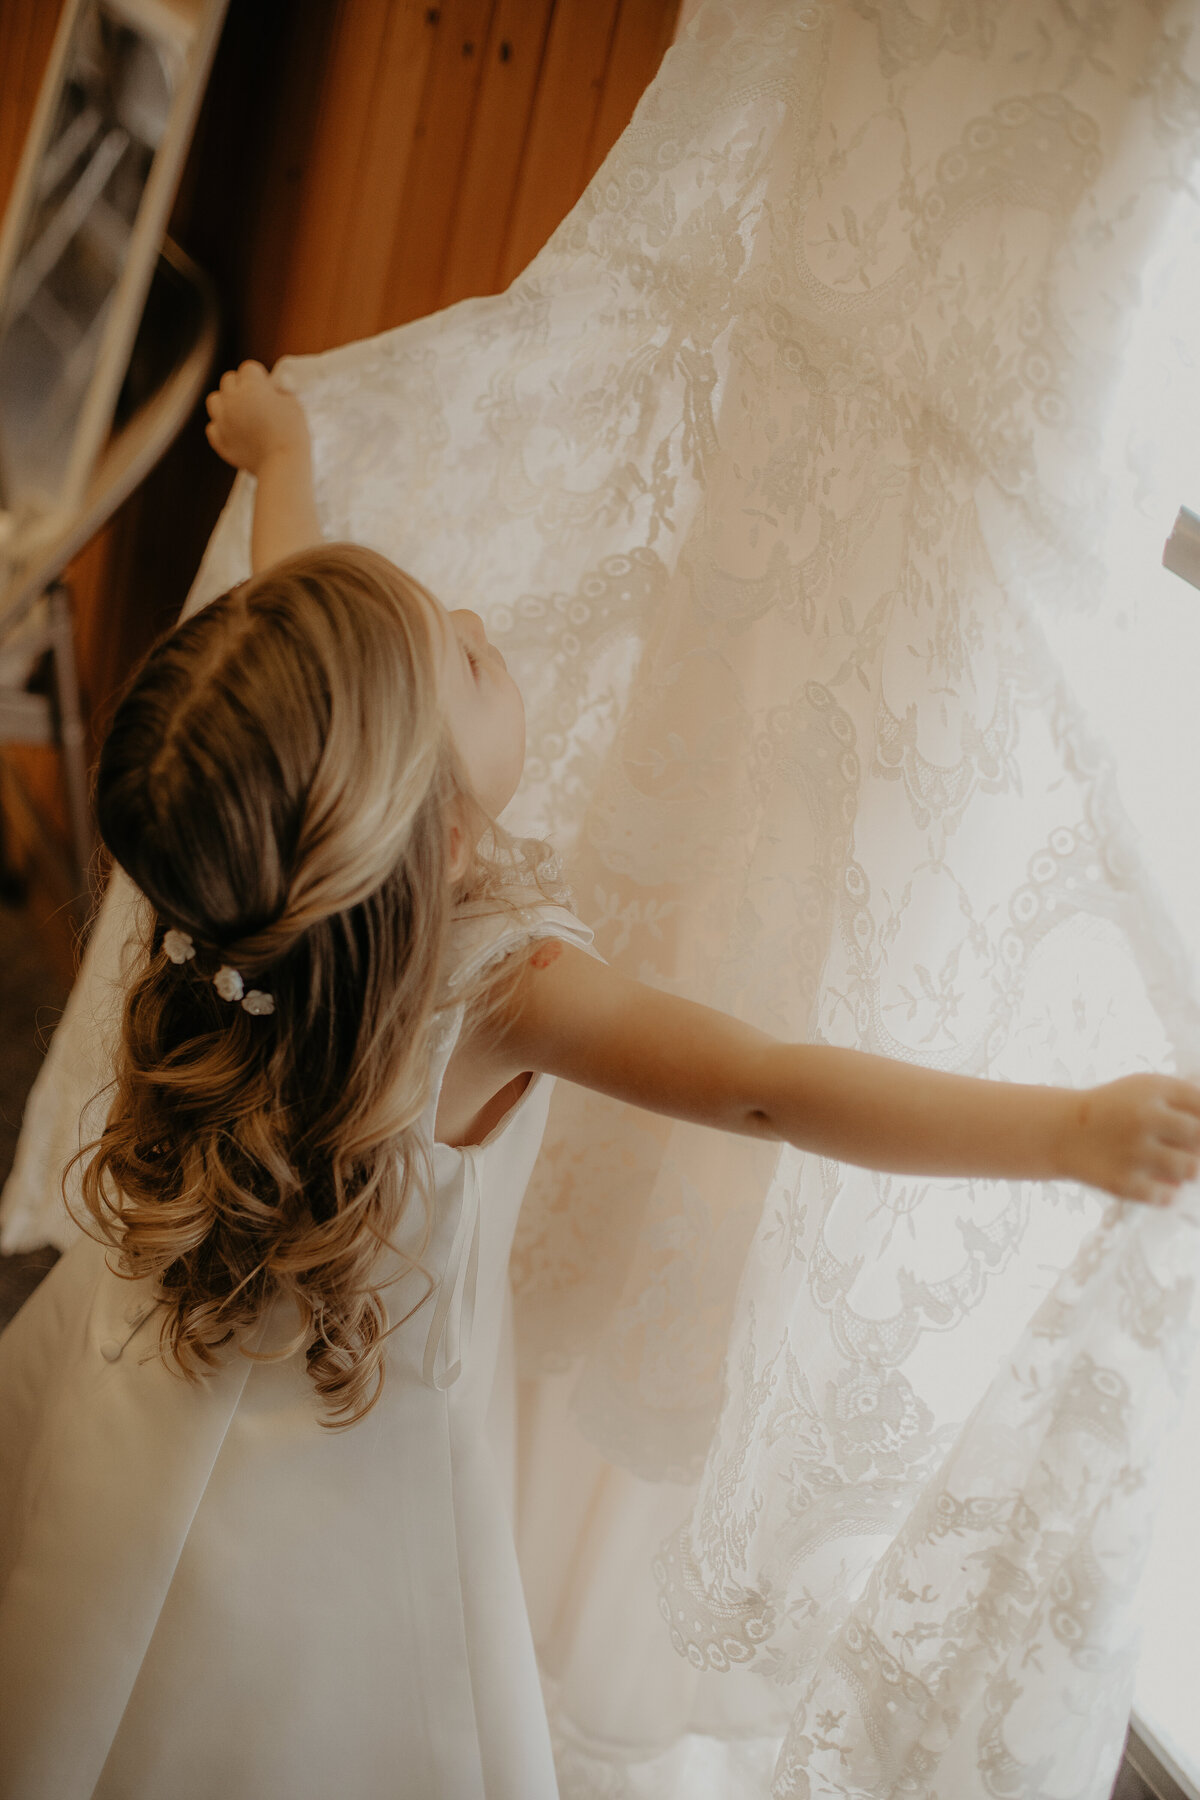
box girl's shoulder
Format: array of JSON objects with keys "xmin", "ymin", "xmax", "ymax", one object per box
[
  {"xmin": 444, "ymin": 892, "xmax": 597, "ymax": 1001},
  {"xmin": 429, "ymin": 894, "xmax": 599, "ymax": 1147}
]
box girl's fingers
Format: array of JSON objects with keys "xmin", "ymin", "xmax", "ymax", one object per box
[
  {"xmin": 1149, "ymin": 1146, "xmax": 1198, "ymax": 1187},
  {"xmin": 1160, "ymin": 1111, "xmax": 1200, "ymax": 1152},
  {"xmin": 1126, "ymin": 1174, "xmax": 1178, "ymax": 1207},
  {"xmin": 1167, "ymin": 1078, "xmax": 1200, "ymax": 1118},
  {"xmin": 210, "ymin": 361, "xmax": 267, "ymax": 398}
]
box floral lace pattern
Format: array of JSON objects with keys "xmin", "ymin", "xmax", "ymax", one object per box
[{"xmin": 5, "ymin": 2, "xmax": 1200, "ymax": 1794}]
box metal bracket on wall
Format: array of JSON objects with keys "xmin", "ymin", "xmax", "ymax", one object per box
[{"xmin": 1163, "ymin": 505, "xmax": 1200, "ymax": 591}]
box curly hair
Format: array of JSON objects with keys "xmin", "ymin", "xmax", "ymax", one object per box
[{"xmin": 79, "ymin": 543, "xmax": 527, "ymax": 1427}]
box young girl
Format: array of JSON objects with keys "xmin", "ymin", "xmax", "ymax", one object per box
[{"xmin": 0, "ymin": 362, "xmax": 1196, "ymax": 1800}]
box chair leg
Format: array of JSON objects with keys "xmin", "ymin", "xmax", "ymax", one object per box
[{"xmin": 46, "ymin": 581, "xmax": 93, "ymax": 901}]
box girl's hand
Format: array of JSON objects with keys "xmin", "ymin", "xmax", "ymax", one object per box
[
  {"xmin": 205, "ymin": 361, "xmax": 319, "ymax": 569},
  {"xmin": 205, "ymin": 361, "xmax": 309, "ymax": 476},
  {"xmin": 1062, "ymin": 1074, "xmax": 1200, "ymax": 1205}
]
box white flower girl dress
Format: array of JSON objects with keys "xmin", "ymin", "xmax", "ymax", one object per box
[{"xmin": 0, "ymin": 903, "xmax": 593, "ymax": 1800}]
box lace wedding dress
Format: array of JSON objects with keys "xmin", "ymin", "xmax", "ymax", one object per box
[{"xmin": 5, "ymin": 4, "xmax": 1200, "ymax": 1795}]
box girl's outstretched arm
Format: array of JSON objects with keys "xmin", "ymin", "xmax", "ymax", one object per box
[
  {"xmin": 205, "ymin": 360, "xmax": 319, "ymax": 571},
  {"xmin": 494, "ymin": 944, "xmax": 1200, "ymax": 1205}
]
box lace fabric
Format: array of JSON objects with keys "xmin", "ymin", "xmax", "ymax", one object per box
[{"xmin": 5, "ymin": 3, "xmax": 1200, "ymax": 1793}]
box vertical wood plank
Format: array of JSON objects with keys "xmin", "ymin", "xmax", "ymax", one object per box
[
  {"xmin": 582, "ymin": 0, "xmax": 678, "ymax": 188},
  {"xmin": 270, "ymin": 0, "xmax": 440, "ymax": 355},
  {"xmin": 376, "ymin": 0, "xmax": 498, "ymax": 330},
  {"xmin": 439, "ymin": 0, "xmax": 555, "ymax": 306},
  {"xmin": 0, "ymin": 1, "xmax": 68, "ymax": 219},
  {"xmin": 185, "ymin": 0, "xmax": 339, "ymax": 361},
  {"xmin": 321, "ymin": 0, "xmax": 453, "ymax": 345},
  {"xmin": 272, "ymin": 0, "xmax": 396, "ymax": 353},
  {"xmin": 498, "ymin": 0, "xmax": 622, "ymax": 289}
]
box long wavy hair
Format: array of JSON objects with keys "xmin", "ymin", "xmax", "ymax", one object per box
[{"xmin": 79, "ymin": 542, "xmax": 534, "ymax": 1427}]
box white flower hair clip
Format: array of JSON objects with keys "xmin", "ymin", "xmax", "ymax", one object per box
[
  {"xmin": 213, "ymin": 965, "xmax": 276, "ymax": 1016},
  {"xmin": 162, "ymin": 930, "xmax": 275, "ymax": 1016},
  {"xmin": 212, "ymin": 965, "xmax": 244, "ymax": 1002}
]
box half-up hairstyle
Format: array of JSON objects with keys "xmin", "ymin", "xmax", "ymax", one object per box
[{"xmin": 81, "ymin": 543, "xmax": 468, "ymax": 1426}]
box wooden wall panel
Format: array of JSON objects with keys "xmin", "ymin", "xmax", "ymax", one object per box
[
  {"xmin": 253, "ymin": 0, "xmax": 679, "ymax": 354},
  {"xmin": 379, "ymin": 0, "xmax": 499, "ymax": 329},
  {"xmin": 498, "ymin": 0, "xmax": 623, "ymax": 289},
  {"xmin": 584, "ymin": 0, "xmax": 680, "ymax": 189},
  {"xmin": 268, "ymin": 1, "xmax": 439, "ymax": 355},
  {"xmin": 440, "ymin": 0, "xmax": 556, "ymax": 305}
]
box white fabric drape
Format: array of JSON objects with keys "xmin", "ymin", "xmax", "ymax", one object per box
[{"xmin": 5, "ymin": 4, "xmax": 1200, "ymax": 1794}]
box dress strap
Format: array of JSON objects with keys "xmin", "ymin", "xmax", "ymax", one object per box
[
  {"xmin": 419, "ymin": 901, "xmax": 598, "ymax": 1391},
  {"xmin": 444, "ymin": 900, "xmax": 598, "ymax": 999}
]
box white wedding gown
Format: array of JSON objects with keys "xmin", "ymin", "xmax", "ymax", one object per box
[{"xmin": 5, "ymin": 3, "xmax": 1200, "ymax": 1795}]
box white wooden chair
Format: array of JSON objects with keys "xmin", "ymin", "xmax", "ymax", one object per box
[
  {"xmin": 0, "ymin": 0, "xmax": 227, "ymax": 906},
  {"xmin": 0, "ymin": 236, "xmax": 217, "ymax": 901}
]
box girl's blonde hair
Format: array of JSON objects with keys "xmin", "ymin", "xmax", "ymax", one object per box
[{"xmin": 81, "ymin": 543, "xmax": 514, "ymax": 1426}]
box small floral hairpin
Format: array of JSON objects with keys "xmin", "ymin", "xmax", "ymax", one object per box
[
  {"xmin": 162, "ymin": 929, "xmax": 275, "ymax": 1016},
  {"xmin": 213, "ymin": 964, "xmax": 276, "ymax": 1017}
]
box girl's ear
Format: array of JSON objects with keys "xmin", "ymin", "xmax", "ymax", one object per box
[{"xmin": 445, "ymin": 794, "xmax": 475, "ymax": 884}]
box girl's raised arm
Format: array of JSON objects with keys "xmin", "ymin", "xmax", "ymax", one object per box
[
  {"xmin": 497, "ymin": 943, "xmax": 1200, "ymax": 1206},
  {"xmin": 205, "ymin": 361, "xmax": 320, "ymax": 571}
]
